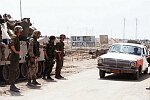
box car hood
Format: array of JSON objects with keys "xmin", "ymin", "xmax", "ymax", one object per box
[{"xmin": 100, "ymin": 52, "xmax": 142, "ymax": 61}]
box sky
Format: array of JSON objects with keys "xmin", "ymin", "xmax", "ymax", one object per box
[{"xmin": 0, "ymin": 0, "xmax": 150, "ymax": 39}]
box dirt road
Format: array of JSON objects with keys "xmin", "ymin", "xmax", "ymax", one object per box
[{"xmin": 0, "ymin": 59, "xmax": 150, "ymax": 100}]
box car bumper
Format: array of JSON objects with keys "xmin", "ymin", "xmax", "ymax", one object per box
[{"xmin": 97, "ymin": 66, "xmax": 138, "ymax": 73}]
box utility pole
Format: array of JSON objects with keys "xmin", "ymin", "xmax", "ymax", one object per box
[
  {"xmin": 20, "ymin": 0, "xmax": 23, "ymax": 20},
  {"xmin": 135, "ymin": 18, "xmax": 138, "ymax": 40},
  {"xmin": 123, "ymin": 18, "xmax": 125, "ymax": 40}
]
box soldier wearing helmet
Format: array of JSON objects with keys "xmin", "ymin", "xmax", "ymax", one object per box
[
  {"xmin": 42, "ymin": 35, "xmax": 56, "ymax": 80},
  {"xmin": 27, "ymin": 30, "xmax": 41, "ymax": 86},
  {"xmin": 8, "ymin": 25, "xmax": 23, "ymax": 92},
  {"xmin": 14, "ymin": 25, "xmax": 23, "ymax": 33},
  {"xmin": 55, "ymin": 34, "xmax": 66, "ymax": 79},
  {"xmin": 32, "ymin": 30, "xmax": 41, "ymax": 39}
]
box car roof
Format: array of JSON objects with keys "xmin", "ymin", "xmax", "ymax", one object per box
[{"xmin": 112, "ymin": 43, "xmax": 145, "ymax": 48}]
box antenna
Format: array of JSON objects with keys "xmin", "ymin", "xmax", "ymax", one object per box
[{"xmin": 20, "ymin": 0, "xmax": 23, "ymax": 20}]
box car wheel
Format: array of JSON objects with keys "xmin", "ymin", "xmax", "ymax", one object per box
[
  {"xmin": 144, "ymin": 67, "xmax": 148, "ymax": 74},
  {"xmin": 99, "ymin": 70, "xmax": 105, "ymax": 78}
]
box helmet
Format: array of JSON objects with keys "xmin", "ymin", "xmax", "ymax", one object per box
[
  {"xmin": 60, "ymin": 34, "xmax": 66, "ymax": 39},
  {"xmin": 49, "ymin": 35, "xmax": 56, "ymax": 40},
  {"xmin": 14, "ymin": 25, "xmax": 23, "ymax": 32},
  {"xmin": 33, "ymin": 30, "xmax": 41, "ymax": 37}
]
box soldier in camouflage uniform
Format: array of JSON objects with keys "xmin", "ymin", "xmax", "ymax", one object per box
[
  {"xmin": 27, "ymin": 30, "xmax": 41, "ymax": 85},
  {"xmin": 42, "ymin": 36, "xmax": 56, "ymax": 80},
  {"xmin": 55, "ymin": 34, "xmax": 66, "ymax": 79},
  {"xmin": 9, "ymin": 25, "xmax": 23, "ymax": 92}
]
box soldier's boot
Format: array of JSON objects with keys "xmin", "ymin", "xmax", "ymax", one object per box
[
  {"xmin": 47, "ymin": 76, "xmax": 54, "ymax": 80},
  {"xmin": 42, "ymin": 76, "xmax": 46, "ymax": 80},
  {"xmin": 27, "ymin": 79, "xmax": 32, "ymax": 86},
  {"xmin": 59, "ymin": 75, "xmax": 64, "ymax": 79},
  {"xmin": 32, "ymin": 79, "xmax": 41, "ymax": 85},
  {"xmin": 10, "ymin": 84, "xmax": 20, "ymax": 92},
  {"xmin": 12, "ymin": 84, "xmax": 20, "ymax": 90},
  {"xmin": 55, "ymin": 75, "xmax": 64, "ymax": 79},
  {"xmin": 55, "ymin": 73, "xmax": 64, "ymax": 79},
  {"xmin": 42, "ymin": 74, "xmax": 46, "ymax": 80}
]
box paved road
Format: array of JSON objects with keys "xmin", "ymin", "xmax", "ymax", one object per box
[{"xmin": 0, "ymin": 68, "xmax": 150, "ymax": 100}]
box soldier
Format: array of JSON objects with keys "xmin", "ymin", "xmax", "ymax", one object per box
[
  {"xmin": 42, "ymin": 36, "xmax": 56, "ymax": 80},
  {"xmin": 55, "ymin": 34, "xmax": 66, "ymax": 79},
  {"xmin": 27, "ymin": 30, "xmax": 41, "ymax": 86},
  {"xmin": 9, "ymin": 25, "xmax": 23, "ymax": 92}
]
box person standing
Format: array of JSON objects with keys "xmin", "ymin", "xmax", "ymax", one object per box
[
  {"xmin": 27, "ymin": 30, "xmax": 41, "ymax": 85},
  {"xmin": 9, "ymin": 25, "xmax": 23, "ymax": 92},
  {"xmin": 55, "ymin": 34, "xmax": 66, "ymax": 79},
  {"xmin": 42, "ymin": 36, "xmax": 56, "ymax": 80}
]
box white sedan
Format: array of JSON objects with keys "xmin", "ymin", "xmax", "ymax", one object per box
[{"xmin": 97, "ymin": 43, "xmax": 149, "ymax": 80}]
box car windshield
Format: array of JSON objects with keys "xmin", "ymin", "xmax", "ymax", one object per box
[{"xmin": 109, "ymin": 44, "xmax": 141, "ymax": 56}]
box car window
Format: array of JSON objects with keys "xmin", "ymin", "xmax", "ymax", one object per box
[
  {"xmin": 109, "ymin": 44, "xmax": 121, "ymax": 52},
  {"xmin": 109, "ymin": 44, "xmax": 141, "ymax": 56},
  {"xmin": 128, "ymin": 46, "xmax": 141, "ymax": 56}
]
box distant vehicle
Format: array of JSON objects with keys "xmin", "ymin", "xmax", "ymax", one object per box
[
  {"xmin": 97, "ymin": 43, "xmax": 149, "ymax": 80},
  {"xmin": 127, "ymin": 40, "xmax": 141, "ymax": 44}
]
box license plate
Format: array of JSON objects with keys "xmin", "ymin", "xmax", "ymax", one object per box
[{"xmin": 112, "ymin": 70, "xmax": 120, "ymax": 73}]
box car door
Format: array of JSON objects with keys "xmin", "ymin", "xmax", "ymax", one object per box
[{"xmin": 142, "ymin": 47, "xmax": 149, "ymax": 71}]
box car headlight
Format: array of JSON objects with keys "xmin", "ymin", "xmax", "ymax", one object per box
[
  {"xmin": 130, "ymin": 62, "xmax": 136, "ymax": 68},
  {"xmin": 98, "ymin": 57, "xmax": 103, "ymax": 64}
]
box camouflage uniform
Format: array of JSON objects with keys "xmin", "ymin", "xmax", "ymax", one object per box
[
  {"xmin": 8, "ymin": 25, "xmax": 23, "ymax": 92},
  {"xmin": 9, "ymin": 36, "xmax": 20, "ymax": 85},
  {"xmin": 55, "ymin": 40, "xmax": 65, "ymax": 78},
  {"xmin": 43, "ymin": 42, "xmax": 55, "ymax": 79},
  {"xmin": 28, "ymin": 36, "xmax": 40, "ymax": 84}
]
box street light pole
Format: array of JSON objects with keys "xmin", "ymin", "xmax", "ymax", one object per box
[{"xmin": 20, "ymin": 0, "xmax": 22, "ymax": 20}]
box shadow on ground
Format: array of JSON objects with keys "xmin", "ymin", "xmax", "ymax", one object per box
[{"xmin": 99, "ymin": 73, "xmax": 150, "ymax": 82}]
